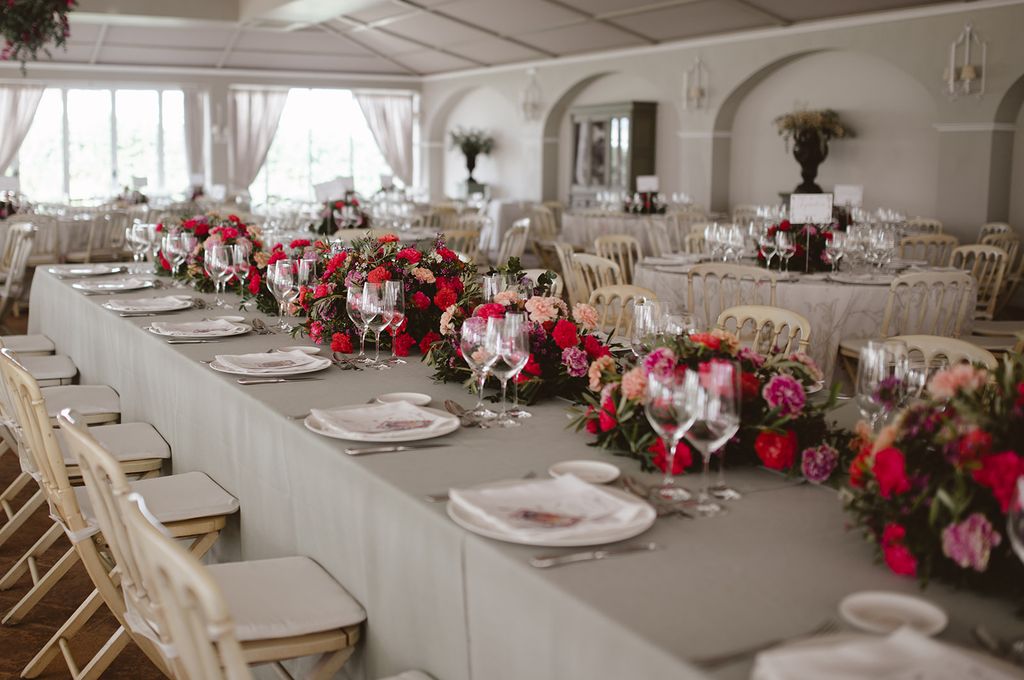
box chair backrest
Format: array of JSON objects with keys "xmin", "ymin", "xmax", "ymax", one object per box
[
  {"xmin": 443, "ymin": 229, "xmax": 481, "ymax": 263},
  {"xmin": 530, "ymin": 206, "xmax": 559, "ymax": 241},
  {"xmin": 571, "ymin": 253, "xmax": 622, "ymax": 306},
  {"xmin": 553, "ymin": 242, "xmax": 580, "ymax": 303},
  {"xmin": 647, "ymin": 219, "xmax": 673, "ymax": 257},
  {"xmin": 522, "ymin": 268, "xmax": 563, "ymax": 298},
  {"xmin": 0, "ymin": 224, "xmax": 36, "ymax": 321},
  {"xmin": 877, "ymin": 270, "xmax": 974, "ymax": 338},
  {"xmin": 950, "ymin": 244, "xmax": 1008, "ymax": 320},
  {"xmin": 979, "ymin": 222, "xmax": 1011, "ymax": 240},
  {"xmin": 541, "ymin": 201, "xmax": 564, "ymax": 230},
  {"xmin": 890, "ymin": 334, "xmax": 997, "ymax": 370},
  {"xmin": 715, "ymin": 304, "xmax": 811, "ymax": 354},
  {"xmin": 687, "ymin": 263, "xmax": 777, "ymax": 331},
  {"xmin": 456, "ymin": 213, "xmax": 489, "ymax": 233},
  {"xmin": 731, "ymin": 204, "xmax": 758, "ymax": 225},
  {"xmin": 898, "ymin": 234, "xmax": 958, "ymax": 267},
  {"xmin": 662, "ymin": 213, "xmax": 688, "ymax": 253},
  {"xmin": 683, "ymin": 230, "xmax": 705, "ymax": 255},
  {"xmin": 588, "ymin": 284, "xmax": 656, "ymax": 339},
  {"xmin": 594, "ymin": 234, "xmax": 642, "ymax": 284},
  {"xmin": 118, "ymin": 491, "xmax": 253, "ymax": 680},
  {"xmin": 23, "ymin": 215, "xmax": 59, "ymax": 265},
  {"xmin": 496, "ymin": 219, "xmax": 530, "ymax": 264},
  {"xmin": 906, "ymin": 217, "xmax": 943, "ymax": 234},
  {"xmin": 980, "ymin": 233, "xmax": 1022, "ymax": 280}
]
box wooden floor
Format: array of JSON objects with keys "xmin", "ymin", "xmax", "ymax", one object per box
[{"xmin": 0, "ymin": 314, "xmax": 164, "ymax": 680}]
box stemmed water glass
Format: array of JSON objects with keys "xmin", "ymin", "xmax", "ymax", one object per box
[
  {"xmin": 345, "ymin": 283, "xmax": 371, "ymax": 363},
  {"xmin": 230, "ymin": 244, "xmax": 251, "ymax": 292},
  {"xmin": 460, "ymin": 317, "xmax": 498, "ymax": 426},
  {"xmin": 685, "ymin": 361, "xmax": 741, "ymax": 517},
  {"xmin": 505, "ymin": 312, "xmax": 532, "ymax": 419},
  {"xmin": 484, "ymin": 317, "xmax": 530, "ymax": 428},
  {"xmin": 127, "ymin": 223, "xmax": 151, "ymax": 273},
  {"xmin": 856, "ymin": 339, "xmax": 908, "ymax": 434},
  {"xmin": 825, "ymin": 232, "xmax": 846, "ymax": 273},
  {"xmin": 268, "ymin": 261, "xmax": 296, "ymax": 331},
  {"xmin": 630, "ymin": 299, "xmax": 660, "ymax": 359},
  {"xmin": 758, "ymin": 228, "xmax": 777, "ymax": 271},
  {"xmin": 161, "ymin": 233, "xmax": 186, "ymax": 286},
  {"xmin": 360, "ymin": 282, "xmax": 394, "ymax": 369},
  {"xmin": 384, "ymin": 280, "xmax": 407, "ymax": 365},
  {"xmin": 204, "ymin": 244, "xmax": 232, "ymax": 307},
  {"xmin": 776, "ymin": 232, "xmax": 796, "ymax": 272},
  {"xmin": 644, "ymin": 368, "xmax": 699, "ymax": 502}
]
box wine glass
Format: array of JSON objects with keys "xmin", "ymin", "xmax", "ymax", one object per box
[
  {"xmin": 825, "ymin": 232, "xmax": 846, "ymax": 273},
  {"xmin": 630, "ymin": 298, "xmax": 660, "ymax": 359},
  {"xmin": 204, "ymin": 244, "xmax": 231, "ymax": 307},
  {"xmin": 644, "ymin": 368, "xmax": 699, "ymax": 502},
  {"xmin": 758, "ymin": 228, "xmax": 777, "ymax": 271},
  {"xmin": 484, "ymin": 317, "xmax": 530, "ymax": 428},
  {"xmin": 662, "ymin": 312, "xmax": 697, "ymax": 338},
  {"xmin": 384, "ymin": 280, "xmax": 406, "ymax": 365},
  {"xmin": 460, "ymin": 317, "xmax": 497, "ymax": 426},
  {"xmin": 268, "ymin": 261, "xmax": 296, "ymax": 331},
  {"xmin": 360, "ymin": 282, "xmax": 393, "ymax": 369},
  {"xmin": 856, "ymin": 340, "xmax": 907, "ymax": 434},
  {"xmin": 505, "ymin": 312, "xmax": 532, "ymax": 420},
  {"xmin": 685, "ymin": 360, "xmax": 741, "ymax": 517},
  {"xmin": 230, "ymin": 244, "xmax": 251, "ymax": 292},
  {"xmin": 128, "ymin": 223, "xmax": 151, "ymax": 273},
  {"xmin": 776, "ymin": 232, "xmax": 796, "ymax": 272},
  {"xmin": 161, "ymin": 233, "xmax": 185, "ymax": 286},
  {"xmin": 345, "ymin": 283, "xmax": 371, "ymax": 363}
]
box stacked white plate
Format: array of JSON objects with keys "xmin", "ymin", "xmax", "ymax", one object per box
[
  {"xmin": 827, "ymin": 272, "xmax": 896, "ymax": 286},
  {"xmin": 305, "ymin": 401, "xmax": 459, "ymax": 442},
  {"xmin": 48, "ymin": 264, "xmax": 127, "ymax": 278},
  {"xmin": 72, "ymin": 277, "xmax": 155, "ymax": 293},
  {"xmin": 103, "ymin": 296, "xmax": 193, "ymax": 313},
  {"xmin": 148, "ymin": 319, "xmax": 250, "ymax": 338},
  {"xmin": 210, "ymin": 350, "xmax": 330, "ymax": 376}
]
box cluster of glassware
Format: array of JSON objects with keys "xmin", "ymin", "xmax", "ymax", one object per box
[
  {"xmin": 855, "ymin": 339, "xmax": 931, "ymax": 434},
  {"xmin": 842, "ymin": 225, "xmax": 897, "ymax": 272},
  {"xmin": 703, "ymin": 223, "xmax": 748, "ymax": 262},
  {"xmin": 850, "ymin": 206, "xmax": 906, "ymax": 228},
  {"xmin": 368, "ymin": 189, "xmax": 417, "ymax": 232},
  {"xmin": 752, "ymin": 226, "xmax": 797, "ymax": 271},
  {"xmin": 341, "ymin": 280, "xmax": 407, "ymax": 368}
]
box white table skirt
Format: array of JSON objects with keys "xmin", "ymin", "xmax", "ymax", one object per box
[
  {"xmin": 28, "ymin": 269, "xmax": 1013, "ymax": 680},
  {"xmin": 562, "ymin": 213, "xmax": 667, "ymax": 254}
]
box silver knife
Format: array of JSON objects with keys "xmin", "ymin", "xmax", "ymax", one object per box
[
  {"xmin": 166, "ymin": 339, "xmax": 224, "ymax": 344},
  {"xmin": 236, "ymin": 377, "xmax": 324, "ymax": 385},
  {"xmin": 529, "ymin": 542, "xmax": 660, "ymax": 569},
  {"xmin": 344, "ymin": 443, "xmax": 449, "ymax": 456}
]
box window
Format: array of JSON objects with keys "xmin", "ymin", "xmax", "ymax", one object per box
[
  {"xmin": 16, "ymin": 86, "xmax": 188, "ymax": 201},
  {"xmin": 250, "ymin": 89, "xmax": 396, "ymax": 203}
]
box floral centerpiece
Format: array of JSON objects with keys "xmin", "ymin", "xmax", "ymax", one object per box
[
  {"xmin": 842, "ymin": 357, "xmax": 1024, "ymax": 596},
  {"xmin": 315, "ymin": 194, "xmax": 371, "ymax": 235},
  {"xmin": 1, "ymin": 0, "xmax": 75, "ymax": 71},
  {"xmin": 297, "ymin": 234, "xmax": 476, "ymax": 355},
  {"xmin": 774, "ymin": 109, "xmax": 854, "ymax": 194},
  {"xmin": 156, "ymin": 213, "xmax": 262, "ymax": 294},
  {"xmin": 572, "ymin": 331, "xmax": 847, "ymax": 479},
  {"xmin": 425, "ymin": 265, "xmax": 612, "ymax": 404},
  {"xmin": 757, "ymin": 219, "xmax": 836, "ymax": 273},
  {"xmin": 241, "ymin": 238, "xmax": 319, "ymax": 315}
]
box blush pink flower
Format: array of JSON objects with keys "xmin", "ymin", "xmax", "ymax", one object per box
[
  {"xmin": 493, "ymin": 290, "xmax": 521, "ymax": 307},
  {"xmin": 572, "ymin": 303, "xmax": 599, "ymax": 331},
  {"xmin": 588, "ymin": 355, "xmax": 615, "ymax": 392},
  {"xmin": 942, "ymin": 513, "xmax": 1001, "ymax": 572},
  {"xmin": 411, "ymin": 267, "xmax": 435, "ymax": 284},
  {"xmin": 620, "ymin": 367, "xmax": 648, "ymax": 401},
  {"xmin": 439, "ymin": 304, "xmax": 459, "ymax": 336},
  {"xmin": 928, "ymin": 363, "xmax": 988, "ymax": 400},
  {"xmin": 524, "ymin": 296, "xmax": 560, "ymax": 324}
]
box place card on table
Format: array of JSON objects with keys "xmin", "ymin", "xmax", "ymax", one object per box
[
  {"xmin": 833, "ymin": 184, "xmax": 863, "ymax": 207},
  {"xmin": 338, "ymin": 176, "xmax": 355, "ymax": 192},
  {"xmin": 380, "ymin": 174, "xmax": 394, "ymax": 189},
  {"xmin": 636, "ymin": 175, "xmax": 659, "ymax": 192},
  {"xmin": 790, "ymin": 193, "xmax": 833, "ymax": 224},
  {"xmin": 313, "ymin": 180, "xmax": 333, "ymax": 202}
]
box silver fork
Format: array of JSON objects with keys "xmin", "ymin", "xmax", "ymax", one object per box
[{"xmin": 690, "ymin": 619, "xmax": 839, "ymax": 668}]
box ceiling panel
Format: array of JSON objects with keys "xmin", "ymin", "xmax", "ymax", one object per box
[
  {"xmin": 98, "ymin": 45, "xmax": 224, "ymax": 67},
  {"xmin": 744, "ymin": 0, "xmax": 947, "ymax": 22},
  {"xmin": 556, "ymin": 0, "xmax": 699, "ymax": 17},
  {"xmin": 342, "ymin": 28, "xmax": 424, "ymax": 54},
  {"xmin": 391, "ymin": 48, "xmax": 478, "ymax": 73},
  {"xmin": 225, "ymin": 50, "xmax": 403, "ymax": 72},
  {"xmin": 383, "ymin": 12, "xmax": 494, "ymax": 45},
  {"xmin": 234, "ymin": 27, "xmax": 371, "ymax": 54},
  {"xmin": 344, "ymin": 1, "xmax": 417, "ymax": 23},
  {"xmin": 437, "ymin": 0, "xmax": 583, "ymax": 35},
  {"xmin": 103, "ymin": 24, "xmax": 238, "ymax": 48},
  {"xmin": 517, "ymin": 21, "xmax": 646, "ymax": 55},
  {"xmin": 446, "ymin": 38, "xmax": 545, "ymax": 64},
  {"xmin": 610, "ymin": 0, "xmax": 773, "ymax": 41}
]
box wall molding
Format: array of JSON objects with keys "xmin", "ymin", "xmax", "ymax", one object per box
[
  {"xmin": 933, "ymin": 122, "xmax": 1017, "ymax": 132},
  {"xmin": 677, "ymin": 131, "xmax": 732, "ymax": 139}
]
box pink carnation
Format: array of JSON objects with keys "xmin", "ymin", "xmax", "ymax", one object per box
[
  {"xmin": 524, "ymin": 296, "xmax": 561, "ymax": 324},
  {"xmin": 621, "ymin": 367, "xmax": 648, "ymax": 401},
  {"xmin": 588, "ymin": 356, "xmax": 615, "ymax": 392},
  {"xmin": 493, "ymin": 290, "xmax": 521, "ymax": 307},
  {"xmin": 762, "ymin": 374, "xmax": 806, "ymax": 417},
  {"xmin": 928, "ymin": 363, "xmax": 988, "ymax": 400},
  {"xmin": 942, "ymin": 513, "xmax": 1001, "ymax": 572},
  {"xmin": 411, "ymin": 267, "xmax": 435, "ymax": 284},
  {"xmin": 572, "ymin": 303, "xmax": 599, "ymax": 331}
]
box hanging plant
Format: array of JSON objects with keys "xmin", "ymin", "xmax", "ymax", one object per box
[{"xmin": 0, "ymin": 0, "xmax": 76, "ymax": 72}]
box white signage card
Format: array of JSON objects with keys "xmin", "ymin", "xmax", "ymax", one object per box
[
  {"xmin": 313, "ymin": 181, "xmax": 333, "ymax": 202},
  {"xmin": 0, "ymin": 177, "xmax": 20, "ymax": 191},
  {"xmin": 636, "ymin": 175, "xmax": 659, "ymax": 192},
  {"xmin": 790, "ymin": 193, "xmax": 833, "ymax": 224},
  {"xmin": 337, "ymin": 176, "xmax": 355, "ymax": 193},
  {"xmin": 208, "ymin": 184, "xmax": 227, "ymax": 201},
  {"xmin": 189, "ymin": 173, "xmax": 204, "ymax": 186},
  {"xmin": 833, "ymin": 184, "xmax": 864, "ymax": 207},
  {"xmin": 380, "ymin": 174, "xmax": 393, "ymax": 189},
  {"xmin": 132, "ymin": 176, "xmax": 148, "ymax": 189}
]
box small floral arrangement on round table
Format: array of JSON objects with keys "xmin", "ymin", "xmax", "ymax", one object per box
[
  {"xmin": 843, "ymin": 357, "xmax": 1024, "ymax": 596},
  {"xmin": 425, "ymin": 270, "xmax": 612, "ymax": 404},
  {"xmin": 572, "ymin": 330, "xmax": 848, "ymax": 480},
  {"xmin": 315, "ymin": 195, "xmax": 371, "ymax": 235},
  {"xmin": 297, "ymin": 234, "xmax": 476, "ymax": 355},
  {"xmin": 757, "ymin": 219, "xmax": 837, "ymax": 273}
]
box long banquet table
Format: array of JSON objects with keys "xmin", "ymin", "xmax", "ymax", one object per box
[{"xmin": 29, "ymin": 268, "xmax": 1021, "ymax": 680}]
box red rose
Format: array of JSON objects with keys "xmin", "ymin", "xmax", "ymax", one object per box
[
  {"xmin": 289, "ymin": 239, "xmax": 311, "ymax": 249},
  {"xmin": 436, "ymin": 276, "xmax": 464, "ymax": 294},
  {"xmin": 740, "ymin": 372, "xmax": 760, "ymax": 401},
  {"xmin": 247, "ymin": 271, "xmax": 261, "ymax": 295},
  {"xmin": 393, "ymin": 333, "xmax": 416, "ymax": 357},
  {"xmin": 266, "ymin": 250, "xmax": 287, "ymax": 267},
  {"xmin": 473, "ymin": 302, "xmax": 505, "ymax": 320},
  {"xmin": 411, "ymin": 291, "xmax": 431, "ymax": 310},
  {"xmin": 396, "ymin": 247, "xmax": 421, "ymax": 264},
  {"xmin": 582, "ymin": 334, "xmax": 610, "ymax": 360},
  {"xmin": 973, "ymin": 451, "xmax": 1024, "ymax": 512},
  {"xmin": 434, "ymin": 286, "xmax": 457, "ymax": 310},
  {"xmin": 872, "ymin": 447, "xmax": 910, "ymax": 498},
  {"xmin": 689, "ymin": 332, "xmax": 721, "ymax": 351},
  {"xmin": 157, "ymin": 251, "xmax": 171, "ymax": 271},
  {"xmin": 777, "ymin": 220, "xmax": 791, "ymax": 232},
  {"xmin": 325, "ymin": 252, "xmax": 347, "ymax": 276},
  {"xmin": 367, "ymin": 266, "xmax": 390, "ymax": 284},
  {"xmin": 515, "ymin": 353, "xmax": 541, "ymax": 384},
  {"xmin": 194, "ymin": 223, "xmax": 209, "ymax": 237},
  {"xmin": 648, "ymin": 438, "xmax": 693, "ymax": 475},
  {"xmin": 598, "ymin": 398, "xmax": 617, "ymax": 432},
  {"xmin": 956, "ymin": 429, "xmax": 992, "ymax": 463},
  {"xmin": 378, "ymin": 234, "xmax": 399, "ymax": 243},
  {"xmin": 333, "ymin": 200, "xmax": 343, "ymax": 209},
  {"xmin": 227, "ymin": 214, "xmax": 241, "ymax": 224},
  {"xmin": 419, "ymin": 331, "xmax": 442, "ymax": 354},
  {"xmin": 880, "ymin": 523, "xmax": 917, "ymax": 577},
  {"xmin": 585, "ymin": 406, "xmax": 599, "ymax": 434},
  {"xmin": 436, "ymin": 247, "xmax": 458, "ymax": 261},
  {"xmin": 552, "ymin": 320, "xmax": 579, "ymax": 349},
  {"xmin": 754, "ymin": 430, "xmax": 797, "ymax": 470},
  {"xmin": 330, "ymin": 332, "xmax": 353, "ymax": 354}
]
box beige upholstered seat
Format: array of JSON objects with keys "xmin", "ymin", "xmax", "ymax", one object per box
[
  {"xmin": 571, "ymin": 253, "xmax": 622, "ymax": 306},
  {"xmin": 595, "ymin": 234, "xmax": 642, "ymax": 284},
  {"xmin": 898, "ymin": 234, "xmax": 958, "ymax": 267},
  {"xmin": 687, "ymin": 263, "xmax": 777, "ymax": 332},
  {"xmin": 950, "ymin": 244, "xmax": 1008, "ymax": 320},
  {"xmin": 53, "ymin": 422, "xmax": 171, "ymax": 465},
  {"xmin": 906, "ymin": 217, "xmax": 943, "ymax": 234},
  {"xmin": 1, "ymin": 334, "xmax": 55, "ymax": 356},
  {"xmin": 40, "ymin": 384, "xmax": 121, "ymax": 424},
  {"xmin": 73, "ymin": 471, "xmax": 238, "ymax": 529},
  {"xmin": 16, "ymin": 354, "xmax": 77, "ymax": 386},
  {"xmin": 588, "ymin": 284, "xmax": 657, "ymax": 340},
  {"xmin": 890, "ymin": 334, "xmax": 997, "ymax": 369},
  {"xmin": 716, "ymin": 304, "xmax": 811, "ymax": 354}
]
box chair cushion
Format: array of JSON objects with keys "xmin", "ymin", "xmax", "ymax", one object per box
[
  {"xmin": 207, "ymin": 556, "xmax": 366, "ymax": 641},
  {"xmin": 75, "ymin": 471, "xmax": 238, "ymax": 527},
  {"xmin": 972, "ymin": 320, "xmax": 1024, "ymax": 337},
  {"xmin": 55, "ymin": 422, "xmax": 170, "ymax": 464},
  {"xmin": 3, "ymin": 334, "xmax": 55, "ymax": 355},
  {"xmin": 962, "ymin": 335, "xmax": 1017, "ymax": 352},
  {"xmin": 41, "ymin": 385, "xmax": 120, "ymax": 418},
  {"xmin": 20, "ymin": 354, "xmax": 77, "ymax": 382}
]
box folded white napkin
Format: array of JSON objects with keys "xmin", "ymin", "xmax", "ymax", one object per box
[
  {"xmin": 215, "ymin": 350, "xmax": 317, "ymax": 374},
  {"xmin": 310, "ymin": 402, "xmax": 449, "ymax": 437},
  {"xmin": 449, "ymin": 474, "xmax": 646, "ymax": 542},
  {"xmin": 150, "ymin": 319, "xmax": 238, "ymax": 336},
  {"xmin": 752, "ymin": 627, "xmax": 1017, "ymax": 680},
  {"xmin": 105, "ymin": 296, "xmax": 190, "ymax": 312}
]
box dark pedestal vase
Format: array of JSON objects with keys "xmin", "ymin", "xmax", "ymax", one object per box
[
  {"xmin": 792, "ymin": 129, "xmax": 828, "ymax": 194},
  {"xmin": 464, "ymin": 151, "xmax": 478, "ymax": 182}
]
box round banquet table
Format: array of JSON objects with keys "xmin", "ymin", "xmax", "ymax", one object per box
[
  {"xmin": 561, "ymin": 212, "xmax": 668, "ymax": 254},
  {"xmin": 634, "ymin": 261, "xmax": 977, "ymax": 382}
]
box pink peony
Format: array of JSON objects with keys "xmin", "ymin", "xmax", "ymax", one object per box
[
  {"xmin": 942, "ymin": 513, "xmax": 1002, "ymax": 572},
  {"xmin": 620, "ymin": 367, "xmax": 648, "ymax": 401},
  {"xmin": 928, "ymin": 363, "xmax": 988, "ymax": 400},
  {"xmin": 572, "ymin": 303, "xmax": 600, "ymax": 331},
  {"xmin": 762, "ymin": 374, "xmax": 806, "ymax": 417},
  {"xmin": 642, "ymin": 347, "xmax": 677, "ymax": 379},
  {"xmin": 524, "ymin": 296, "xmax": 561, "ymax": 324}
]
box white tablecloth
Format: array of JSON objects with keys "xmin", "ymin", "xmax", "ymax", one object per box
[
  {"xmin": 27, "ymin": 269, "xmax": 1012, "ymax": 680},
  {"xmin": 562, "ymin": 213, "xmax": 668, "ymax": 254}
]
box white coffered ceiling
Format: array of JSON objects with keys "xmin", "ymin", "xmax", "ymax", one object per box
[{"xmin": 42, "ymin": 0, "xmax": 972, "ymax": 76}]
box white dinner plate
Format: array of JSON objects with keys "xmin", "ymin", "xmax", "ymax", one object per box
[
  {"xmin": 806, "ymin": 380, "xmax": 825, "ymax": 395},
  {"xmin": 376, "ymin": 392, "xmax": 431, "ymax": 406},
  {"xmin": 49, "ymin": 264, "xmax": 126, "ymax": 278},
  {"xmin": 303, "ymin": 405, "xmax": 459, "ymax": 442},
  {"xmin": 72, "ymin": 278, "xmax": 155, "ymax": 293},
  {"xmin": 208, "ymin": 356, "xmax": 330, "ymax": 377},
  {"xmin": 548, "ymin": 460, "xmax": 621, "ymax": 484},
  {"xmin": 839, "ymin": 591, "xmax": 948, "ymax": 636},
  {"xmin": 102, "ymin": 296, "xmax": 193, "ymax": 313},
  {"xmin": 147, "ymin": 322, "xmax": 251, "ymax": 339},
  {"xmin": 446, "ymin": 479, "xmax": 656, "ymax": 547}
]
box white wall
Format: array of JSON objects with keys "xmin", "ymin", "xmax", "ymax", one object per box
[
  {"xmin": 1011, "ymin": 104, "xmax": 1024, "ymax": 232},
  {"xmin": 443, "ymin": 87, "xmax": 525, "ymax": 199},
  {"xmin": 729, "ymin": 51, "xmax": 939, "ymax": 215}
]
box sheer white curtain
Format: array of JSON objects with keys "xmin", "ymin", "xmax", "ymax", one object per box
[
  {"xmin": 354, "ymin": 93, "xmax": 413, "ymax": 186},
  {"xmin": 228, "ymin": 88, "xmax": 287, "ymax": 194},
  {"xmin": 0, "ymin": 85, "xmax": 45, "ymax": 174},
  {"xmin": 182, "ymin": 89, "xmax": 205, "ymax": 185}
]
